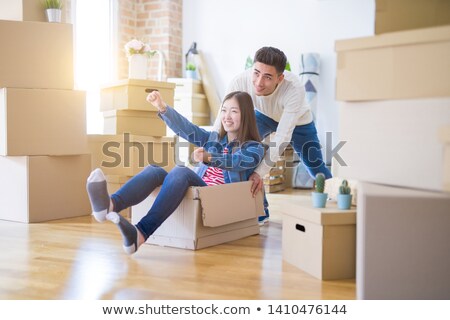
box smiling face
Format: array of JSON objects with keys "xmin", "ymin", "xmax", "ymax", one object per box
[
  {"xmin": 252, "ymin": 62, "xmax": 284, "ymax": 96},
  {"xmin": 220, "ymin": 96, "xmax": 241, "ymax": 140}
]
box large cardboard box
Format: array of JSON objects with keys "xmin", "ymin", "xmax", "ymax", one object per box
[
  {"xmin": 357, "ymin": 182, "xmax": 450, "ymax": 299},
  {"xmin": 375, "ymin": 0, "xmax": 450, "ymax": 34},
  {"xmin": 335, "ymin": 25, "xmax": 450, "ymax": 101},
  {"xmin": 0, "ymin": 88, "xmax": 88, "ymax": 156},
  {"xmin": 0, "ymin": 0, "xmax": 67, "ymax": 22},
  {"xmin": 174, "ymin": 93, "xmax": 210, "ymax": 126},
  {"xmin": 103, "ymin": 109, "xmax": 166, "ymax": 136},
  {"xmin": 167, "ymin": 78, "xmax": 204, "ymax": 95},
  {"xmin": 281, "ymin": 199, "xmax": 356, "ymax": 280},
  {"xmin": 337, "ymin": 98, "xmax": 450, "ymax": 192},
  {"xmin": 0, "ymin": 154, "xmax": 91, "ymax": 223},
  {"xmin": 0, "ymin": 20, "xmax": 73, "ymax": 89},
  {"xmin": 132, "ymin": 181, "xmax": 262, "ymax": 250},
  {"xmin": 100, "ymin": 79, "xmax": 175, "ymax": 112},
  {"xmin": 88, "ymin": 134, "xmax": 176, "ymax": 176}
]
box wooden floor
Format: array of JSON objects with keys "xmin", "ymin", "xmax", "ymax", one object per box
[{"xmin": 0, "ymin": 188, "xmax": 355, "ymax": 300}]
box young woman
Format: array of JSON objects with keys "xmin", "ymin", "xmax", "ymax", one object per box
[{"xmin": 86, "ymin": 91, "xmax": 264, "ymax": 255}]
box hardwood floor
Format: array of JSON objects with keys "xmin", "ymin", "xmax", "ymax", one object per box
[{"xmin": 0, "ymin": 188, "xmax": 355, "ymax": 300}]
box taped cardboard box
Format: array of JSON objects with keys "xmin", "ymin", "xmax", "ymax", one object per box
[
  {"xmin": 375, "ymin": 0, "xmax": 450, "ymax": 35},
  {"xmin": 336, "ymin": 25, "xmax": 450, "ymax": 101},
  {"xmin": 0, "ymin": 88, "xmax": 88, "ymax": 156},
  {"xmin": 357, "ymin": 182, "xmax": 450, "ymax": 299},
  {"xmin": 281, "ymin": 199, "xmax": 356, "ymax": 280},
  {"xmin": 0, "ymin": 20, "xmax": 73, "ymax": 89},
  {"xmin": 88, "ymin": 134, "xmax": 176, "ymax": 176},
  {"xmin": 132, "ymin": 181, "xmax": 262, "ymax": 250},
  {"xmin": 0, "ymin": 154, "xmax": 91, "ymax": 223},
  {"xmin": 103, "ymin": 109, "xmax": 166, "ymax": 137},
  {"xmin": 337, "ymin": 98, "xmax": 450, "ymax": 192},
  {"xmin": 100, "ymin": 79, "xmax": 175, "ymax": 112}
]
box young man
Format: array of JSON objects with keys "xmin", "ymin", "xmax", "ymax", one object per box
[{"xmin": 214, "ymin": 46, "xmax": 332, "ymax": 224}]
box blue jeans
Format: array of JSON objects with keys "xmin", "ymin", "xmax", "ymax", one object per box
[
  {"xmin": 256, "ymin": 110, "xmax": 332, "ymax": 215},
  {"xmin": 111, "ymin": 165, "xmax": 207, "ymax": 240}
]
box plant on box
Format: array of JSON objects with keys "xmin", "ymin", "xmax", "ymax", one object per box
[
  {"xmin": 337, "ymin": 179, "xmax": 352, "ymax": 210},
  {"xmin": 185, "ymin": 62, "xmax": 197, "ymax": 79},
  {"xmin": 124, "ymin": 39, "xmax": 156, "ymax": 58},
  {"xmin": 43, "ymin": 0, "xmax": 63, "ymax": 23},
  {"xmin": 311, "ymin": 173, "xmax": 328, "ymax": 208}
]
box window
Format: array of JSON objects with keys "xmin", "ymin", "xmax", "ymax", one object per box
[{"xmin": 73, "ymin": 0, "xmax": 117, "ymax": 133}]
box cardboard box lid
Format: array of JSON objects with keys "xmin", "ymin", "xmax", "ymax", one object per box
[
  {"xmin": 336, "ymin": 25, "xmax": 450, "ymax": 52},
  {"xmin": 101, "ymin": 79, "xmax": 175, "ymax": 90},
  {"xmin": 282, "ymin": 199, "xmax": 356, "ymax": 226},
  {"xmin": 196, "ymin": 181, "xmax": 262, "ymax": 227},
  {"xmin": 87, "ymin": 134, "xmax": 174, "ymax": 144}
]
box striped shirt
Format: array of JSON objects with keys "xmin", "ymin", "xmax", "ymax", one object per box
[{"xmin": 202, "ymin": 148, "xmax": 228, "ymax": 186}]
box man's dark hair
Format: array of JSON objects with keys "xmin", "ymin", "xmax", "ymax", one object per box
[{"xmin": 254, "ymin": 47, "xmax": 287, "ymax": 74}]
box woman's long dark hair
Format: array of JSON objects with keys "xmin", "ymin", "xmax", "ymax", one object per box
[{"xmin": 218, "ymin": 91, "xmax": 261, "ymax": 144}]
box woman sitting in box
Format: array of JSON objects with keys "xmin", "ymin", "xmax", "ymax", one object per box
[{"xmin": 86, "ymin": 90, "xmax": 265, "ymax": 255}]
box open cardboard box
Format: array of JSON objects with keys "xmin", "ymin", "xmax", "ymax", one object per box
[{"xmin": 132, "ymin": 181, "xmax": 263, "ymax": 250}]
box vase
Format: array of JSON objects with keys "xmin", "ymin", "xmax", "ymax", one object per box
[
  {"xmin": 128, "ymin": 54, "xmax": 148, "ymax": 80},
  {"xmin": 46, "ymin": 9, "xmax": 62, "ymax": 23}
]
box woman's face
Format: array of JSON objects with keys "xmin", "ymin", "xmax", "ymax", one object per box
[{"xmin": 221, "ymin": 97, "xmax": 241, "ymax": 138}]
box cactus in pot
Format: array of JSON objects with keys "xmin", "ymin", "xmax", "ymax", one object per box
[
  {"xmin": 311, "ymin": 173, "xmax": 328, "ymax": 208},
  {"xmin": 337, "ymin": 179, "xmax": 352, "ymax": 210}
]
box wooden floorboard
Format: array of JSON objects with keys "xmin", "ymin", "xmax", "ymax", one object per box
[{"xmin": 0, "ymin": 188, "xmax": 355, "ymax": 300}]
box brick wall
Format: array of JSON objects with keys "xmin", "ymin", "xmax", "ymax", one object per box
[{"xmin": 118, "ymin": 0, "xmax": 183, "ymax": 80}]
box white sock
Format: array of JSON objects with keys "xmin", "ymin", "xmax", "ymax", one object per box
[{"xmin": 86, "ymin": 168, "xmax": 111, "ymax": 222}]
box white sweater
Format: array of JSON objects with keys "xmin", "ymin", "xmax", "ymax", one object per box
[{"xmin": 214, "ymin": 69, "xmax": 313, "ymax": 178}]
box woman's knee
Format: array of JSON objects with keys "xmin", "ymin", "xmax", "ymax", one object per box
[{"xmin": 141, "ymin": 165, "xmax": 167, "ymax": 178}]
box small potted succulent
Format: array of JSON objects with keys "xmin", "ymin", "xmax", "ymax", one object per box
[
  {"xmin": 185, "ymin": 62, "xmax": 197, "ymax": 79},
  {"xmin": 43, "ymin": 0, "xmax": 63, "ymax": 23},
  {"xmin": 311, "ymin": 173, "xmax": 327, "ymax": 208},
  {"xmin": 337, "ymin": 180, "xmax": 352, "ymax": 210}
]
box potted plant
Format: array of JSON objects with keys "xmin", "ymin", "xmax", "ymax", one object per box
[
  {"xmin": 43, "ymin": 0, "xmax": 63, "ymax": 23},
  {"xmin": 311, "ymin": 173, "xmax": 328, "ymax": 208},
  {"xmin": 125, "ymin": 39, "xmax": 156, "ymax": 80},
  {"xmin": 185, "ymin": 62, "xmax": 197, "ymax": 79},
  {"xmin": 337, "ymin": 180, "xmax": 352, "ymax": 210}
]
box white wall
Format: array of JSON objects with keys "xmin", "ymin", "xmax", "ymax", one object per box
[{"xmin": 183, "ymin": 0, "xmax": 375, "ymax": 158}]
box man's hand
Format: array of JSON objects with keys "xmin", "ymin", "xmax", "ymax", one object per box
[{"xmin": 249, "ymin": 172, "xmax": 263, "ymax": 197}]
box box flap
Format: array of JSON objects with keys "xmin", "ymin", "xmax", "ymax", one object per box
[
  {"xmin": 101, "ymin": 79, "xmax": 176, "ymax": 90},
  {"xmin": 197, "ymin": 181, "xmax": 262, "ymax": 227},
  {"xmin": 336, "ymin": 25, "xmax": 450, "ymax": 52}
]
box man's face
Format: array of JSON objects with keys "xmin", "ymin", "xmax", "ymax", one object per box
[{"xmin": 251, "ymin": 62, "xmax": 284, "ymax": 96}]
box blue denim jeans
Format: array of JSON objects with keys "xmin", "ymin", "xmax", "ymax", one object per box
[
  {"xmin": 111, "ymin": 165, "xmax": 207, "ymax": 240},
  {"xmin": 255, "ymin": 110, "xmax": 332, "ymax": 215}
]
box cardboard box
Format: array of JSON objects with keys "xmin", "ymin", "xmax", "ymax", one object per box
[
  {"xmin": 167, "ymin": 78, "xmax": 204, "ymax": 95},
  {"xmin": 281, "ymin": 199, "xmax": 356, "ymax": 280},
  {"xmin": 0, "ymin": 154, "xmax": 91, "ymax": 223},
  {"xmin": 439, "ymin": 126, "xmax": 450, "ymax": 192},
  {"xmin": 375, "ymin": 0, "xmax": 450, "ymax": 34},
  {"xmin": 88, "ymin": 134, "xmax": 176, "ymax": 176},
  {"xmin": 174, "ymin": 93, "xmax": 210, "ymax": 126},
  {"xmin": 132, "ymin": 181, "xmax": 262, "ymax": 250},
  {"xmin": 336, "ymin": 25, "xmax": 450, "ymax": 101},
  {"xmin": 337, "ymin": 98, "xmax": 450, "ymax": 192},
  {"xmin": 100, "ymin": 79, "xmax": 175, "ymax": 112},
  {"xmin": 103, "ymin": 109, "xmax": 166, "ymax": 136},
  {"xmin": 0, "ymin": 0, "xmax": 67, "ymax": 22},
  {"xmin": 0, "ymin": 20, "xmax": 73, "ymax": 89},
  {"xmin": 0, "ymin": 88, "xmax": 88, "ymax": 156},
  {"xmin": 357, "ymin": 182, "xmax": 450, "ymax": 299}
]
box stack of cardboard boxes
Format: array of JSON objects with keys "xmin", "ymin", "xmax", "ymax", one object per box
[
  {"xmin": 334, "ymin": 0, "xmax": 450, "ymax": 299},
  {"xmin": 0, "ymin": 11, "xmax": 91, "ymax": 222},
  {"xmin": 89, "ymin": 79, "xmax": 178, "ymax": 216}
]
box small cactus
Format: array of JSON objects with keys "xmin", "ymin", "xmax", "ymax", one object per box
[
  {"xmin": 315, "ymin": 173, "xmax": 325, "ymax": 193},
  {"xmin": 339, "ymin": 179, "xmax": 351, "ymax": 194}
]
